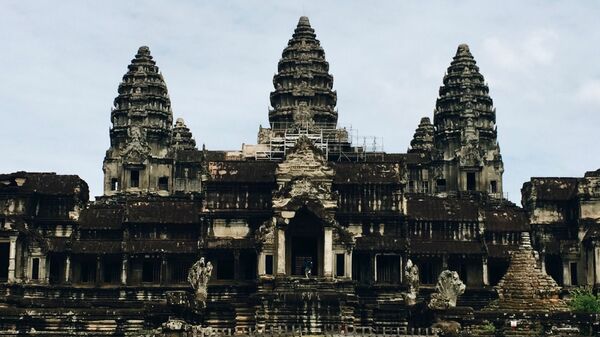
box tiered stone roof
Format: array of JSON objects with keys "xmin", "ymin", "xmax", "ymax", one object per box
[
  {"xmin": 487, "ymin": 232, "xmax": 569, "ymax": 313},
  {"xmin": 433, "ymin": 44, "xmax": 496, "ymax": 143},
  {"xmin": 409, "ymin": 117, "xmax": 434, "ymax": 153},
  {"xmin": 172, "ymin": 118, "xmax": 197, "ymax": 151},
  {"xmin": 110, "ymin": 46, "xmax": 173, "ymax": 150},
  {"xmin": 269, "ymin": 16, "xmax": 337, "ymax": 128}
]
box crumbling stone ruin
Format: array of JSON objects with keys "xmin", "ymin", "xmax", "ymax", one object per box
[{"xmin": 0, "ymin": 16, "xmax": 599, "ymax": 337}]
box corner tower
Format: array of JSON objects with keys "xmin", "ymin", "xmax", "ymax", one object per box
[
  {"xmin": 269, "ymin": 16, "xmax": 337, "ymax": 129},
  {"xmin": 432, "ymin": 44, "xmax": 503, "ymax": 195},
  {"xmin": 103, "ymin": 46, "xmax": 174, "ymax": 196}
]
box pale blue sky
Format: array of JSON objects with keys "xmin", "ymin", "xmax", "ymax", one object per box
[{"xmin": 1, "ymin": 1, "xmax": 599, "ymax": 202}]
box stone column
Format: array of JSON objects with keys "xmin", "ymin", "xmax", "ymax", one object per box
[
  {"xmin": 482, "ymin": 256, "xmax": 489, "ymax": 286},
  {"xmin": 562, "ymin": 261, "xmax": 571, "ymax": 286},
  {"xmin": 345, "ymin": 251, "xmax": 352, "ymax": 278},
  {"xmin": 121, "ymin": 254, "xmax": 128, "ymax": 285},
  {"xmin": 442, "ymin": 254, "xmax": 448, "ymax": 269},
  {"xmin": 160, "ymin": 254, "xmax": 167, "ymax": 285},
  {"xmin": 7, "ymin": 236, "xmax": 17, "ymax": 282},
  {"xmin": 257, "ymin": 251, "xmax": 265, "ymax": 276},
  {"xmin": 64, "ymin": 254, "xmax": 71, "ymax": 284},
  {"xmin": 42, "ymin": 256, "xmax": 49, "ymax": 284},
  {"xmin": 96, "ymin": 256, "xmax": 102, "ymax": 285},
  {"xmin": 595, "ymin": 246, "xmax": 600, "ymax": 286},
  {"xmin": 276, "ymin": 228, "xmax": 286, "ymax": 275},
  {"xmin": 371, "ymin": 253, "xmax": 377, "ymax": 283},
  {"xmin": 323, "ymin": 227, "xmax": 333, "ymax": 278},
  {"xmin": 233, "ymin": 250, "xmax": 241, "ymax": 280}
]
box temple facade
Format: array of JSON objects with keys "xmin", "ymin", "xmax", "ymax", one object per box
[{"xmin": 0, "ymin": 16, "xmax": 599, "ymax": 336}]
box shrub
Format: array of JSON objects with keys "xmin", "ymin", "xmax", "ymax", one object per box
[{"xmin": 568, "ymin": 286, "xmax": 600, "ymax": 313}]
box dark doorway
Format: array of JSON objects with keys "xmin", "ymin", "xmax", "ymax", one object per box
[
  {"xmin": 292, "ymin": 236, "xmax": 318, "ymax": 275},
  {"xmin": 488, "ymin": 258, "xmax": 509, "ymax": 286},
  {"xmin": 376, "ymin": 255, "xmax": 401, "ymax": 284},
  {"xmin": 49, "ymin": 254, "xmax": 64, "ymax": 284},
  {"xmin": 288, "ymin": 208, "xmax": 323, "ymax": 277},
  {"xmin": 545, "ymin": 255, "xmax": 563, "ymax": 284},
  {"xmin": 0, "ymin": 243, "xmax": 9, "ymax": 281},
  {"xmin": 31, "ymin": 258, "xmax": 40, "ymax": 280},
  {"xmin": 466, "ymin": 172, "xmax": 476, "ymax": 191},
  {"xmin": 336, "ymin": 253, "xmax": 345, "ymax": 277},
  {"xmin": 265, "ymin": 255, "xmax": 273, "ymax": 275},
  {"xmin": 570, "ymin": 262, "xmax": 578, "ymax": 286}
]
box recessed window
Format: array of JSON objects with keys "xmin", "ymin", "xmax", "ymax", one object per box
[
  {"xmin": 436, "ymin": 179, "xmax": 446, "ymax": 192},
  {"xmin": 110, "ymin": 178, "xmax": 119, "ymax": 191},
  {"xmin": 130, "ymin": 170, "xmax": 140, "ymax": 188},
  {"xmin": 158, "ymin": 177, "xmax": 169, "ymax": 191},
  {"xmin": 466, "ymin": 172, "xmax": 476, "ymax": 191},
  {"xmin": 265, "ymin": 255, "xmax": 273, "ymax": 275},
  {"xmin": 490, "ymin": 180, "xmax": 498, "ymax": 194},
  {"xmin": 31, "ymin": 258, "xmax": 40, "ymax": 280},
  {"xmin": 421, "ymin": 181, "xmax": 429, "ymax": 194},
  {"xmin": 336, "ymin": 253, "xmax": 345, "ymax": 277},
  {"xmin": 142, "ymin": 259, "xmax": 160, "ymax": 283},
  {"xmin": 570, "ymin": 262, "xmax": 578, "ymax": 286}
]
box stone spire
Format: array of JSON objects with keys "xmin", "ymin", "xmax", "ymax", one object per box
[
  {"xmin": 172, "ymin": 118, "xmax": 197, "ymax": 151},
  {"xmin": 110, "ymin": 46, "xmax": 173, "ymax": 155},
  {"xmin": 431, "ymin": 44, "xmax": 503, "ymax": 195},
  {"xmin": 409, "ymin": 117, "xmax": 434, "ymax": 153},
  {"xmin": 269, "ymin": 16, "xmax": 337, "ymax": 129},
  {"xmin": 487, "ymin": 232, "xmax": 568, "ymax": 312},
  {"xmin": 434, "ymin": 44, "xmax": 496, "ymax": 145}
]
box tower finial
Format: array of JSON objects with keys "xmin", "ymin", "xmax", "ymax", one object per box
[{"xmin": 298, "ymin": 16, "xmax": 310, "ymax": 27}]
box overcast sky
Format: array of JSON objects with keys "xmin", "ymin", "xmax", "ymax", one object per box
[{"xmin": 1, "ymin": 1, "xmax": 599, "ymax": 203}]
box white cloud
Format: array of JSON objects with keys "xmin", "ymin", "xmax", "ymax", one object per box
[
  {"xmin": 482, "ymin": 29, "xmax": 558, "ymax": 71},
  {"xmin": 576, "ymin": 80, "xmax": 600, "ymax": 106}
]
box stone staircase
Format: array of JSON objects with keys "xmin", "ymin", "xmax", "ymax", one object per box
[{"xmin": 0, "ymin": 308, "xmax": 145, "ymax": 336}]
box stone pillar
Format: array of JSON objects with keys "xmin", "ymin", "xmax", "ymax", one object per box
[
  {"xmin": 371, "ymin": 253, "xmax": 377, "ymax": 283},
  {"xmin": 233, "ymin": 250, "xmax": 241, "ymax": 280},
  {"xmin": 540, "ymin": 251, "xmax": 546, "ymax": 274},
  {"xmin": 442, "ymin": 254, "xmax": 448, "ymax": 269},
  {"xmin": 64, "ymin": 254, "xmax": 71, "ymax": 284},
  {"xmin": 160, "ymin": 254, "xmax": 167, "ymax": 285},
  {"xmin": 42, "ymin": 256, "xmax": 49, "ymax": 284},
  {"xmin": 276, "ymin": 228, "xmax": 286, "ymax": 275},
  {"xmin": 563, "ymin": 261, "xmax": 571, "ymax": 286},
  {"xmin": 482, "ymin": 257, "xmax": 489, "ymax": 286},
  {"xmin": 595, "ymin": 246, "xmax": 600, "ymax": 286},
  {"xmin": 96, "ymin": 256, "xmax": 102, "ymax": 285},
  {"xmin": 7, "ymin": 236, "xmax": 17, "ymax": 282},
  {"xmin": 345, "ymin": 251, "xmax": 352, "ymax": 278},
  {"xmin": 257, "ymin": 251, "xmax": 265, "ymax": 276},
  {"xmin": 121, "ymin": 254, "xmax": 128, "ymax": 285},
  {"xmin": 323, "ymin": 227, "xmax": 333, "ymax": 278}
]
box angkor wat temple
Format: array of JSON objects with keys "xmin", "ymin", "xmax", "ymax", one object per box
[{"xmin": 1, "ymin": 16, "xmax": 599, "ymax": 336}]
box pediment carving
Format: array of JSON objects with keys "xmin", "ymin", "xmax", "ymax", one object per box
[{"xmin": 121, "ymin": 126, "xmax": 150, "ymax": 163}]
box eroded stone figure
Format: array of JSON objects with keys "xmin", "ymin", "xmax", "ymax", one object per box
[
  {"xmin": 428, "ymin": 270, "xmax": 466, "ymax": 310},
  {"xmin": 404, "ymin": 259, "xmax": 420, "ymax": 306},
  {"xmin": 187, "ymin": 257, "xmax": 213, "ymax": 308}
]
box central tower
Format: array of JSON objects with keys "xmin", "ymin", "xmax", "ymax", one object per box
[{"xmin": 269, "ymin": 16, "xmax": 338, "ymax": 129}]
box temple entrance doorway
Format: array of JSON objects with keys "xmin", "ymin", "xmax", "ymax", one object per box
[
  {"xmin": 0, "ymin": 243, "xmax": 9, "ymax": 281},
  {"xmin": 287, "ymin": 208, "xmax": 323, "ymax": 277}
]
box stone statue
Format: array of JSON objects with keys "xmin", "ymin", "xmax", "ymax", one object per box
[
  {"xmin": 404, "ymin": 259, "xmax": 420, "ymax": 306},
  {"xmin": 428, "ymin": 270, "xmax": 466, "ymax": 310},
  {"xmin": 187, "ymin": 257, "xmax": 213, "ymax": 308}
]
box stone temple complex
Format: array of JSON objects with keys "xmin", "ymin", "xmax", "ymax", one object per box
[{"xmin": 1, "ymin": 16, "xmax": 599, "ymax": 336}]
